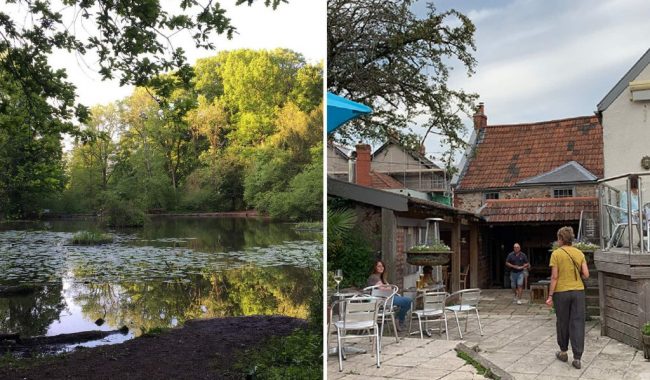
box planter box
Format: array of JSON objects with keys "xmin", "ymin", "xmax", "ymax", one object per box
[
  {"xmin": 643, "ymin": 334, "xmax": 650, "ymax": 359},
  {"xmin": 405, "ymin": 250, "xmax": 451, "ymax": 266}
]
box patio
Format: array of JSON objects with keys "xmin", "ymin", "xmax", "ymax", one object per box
[{"xmin": 327, "ymin": 289, "xmax": 649, "ymax": 379}]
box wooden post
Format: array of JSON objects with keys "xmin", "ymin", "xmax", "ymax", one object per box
[
  {"xmin": 598, "ymin": 271, "xmax": 606, "ymax": 336},
  {"xmin": 382, "ymin": 208, "xmax": 397, "ymax": 286},
  {"xmin": 640, "ymin": 279, "xmax": 650, "ymax": 340},
  {"xmin": 451, "ymin": 217, "xmax": 461, "ymax": 292},
  {"xmin": 469, "ymin": 223, "xmax": 479, "ymax": 288}
]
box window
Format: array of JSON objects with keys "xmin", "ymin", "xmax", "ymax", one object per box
[
  {"xmin": 553, "ymin": 187, "xmax": 574, "ymax": 198},
  {"xmin": 484, "ymin": 192, "xmax": 499, "ymax": 200}
]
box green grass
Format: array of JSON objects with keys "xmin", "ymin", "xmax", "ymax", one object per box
[
  {"xmin": 0, "ymin": 351, "xmax": 63, "ymax": 370},
  {"xmin": 70, "ymin": 231, "xmax": 113, "ymax": 245},
  {"xmin": 457, "ymin": 351, "xmax": 500, "ymax": 380},
  {"xmin": 140, "ymin": 326, "xmax": 171, "ymax": 337},
  {"xmin": 231, "ymin": 328, "xmax": 322, "ymax": 379}
]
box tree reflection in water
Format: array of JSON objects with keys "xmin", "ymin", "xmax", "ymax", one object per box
[
  {"xmin": 0, "ymin": 218, "xmax": 321, "ymax": 340},
  {"xmin": 0, "ymin": 283, "xmax": 65, "ymax": 336},
  {"xmin": 71, "ymin": 266, "xmax": 314, "ymax": 336}
]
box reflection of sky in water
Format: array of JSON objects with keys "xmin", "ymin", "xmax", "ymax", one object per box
[
  {"xmin": 46, "ymin": 277, "xmax": 135, "ymax": 349},
  {"xmin": 0, "ymin": 220, "xmax": 321, "ymax": 351}
]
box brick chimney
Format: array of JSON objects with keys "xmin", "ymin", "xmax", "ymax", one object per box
[
  {"xmin": 355, "ymin": 144, "xmax": 372, "ymax": 187},
  {"xmin": 473, "ymin": 102, "xmax": 487, "ymax": 130}
]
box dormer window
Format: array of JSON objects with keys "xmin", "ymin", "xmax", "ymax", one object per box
[
  {"xmin": 553, "ymin": 187, "xmax": 574, "ymax": 198},
  {"xmin": 484, "ymin": 192, "xmax": 499, "ymax": 200}
]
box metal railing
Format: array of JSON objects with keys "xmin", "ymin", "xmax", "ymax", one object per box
[{"xmin": 598, "ymin": 173, "xmax": 650, "ymax": 254}]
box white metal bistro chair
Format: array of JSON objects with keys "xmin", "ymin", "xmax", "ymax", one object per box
[
  {"xmin": 332, "ymin": 295, "xmax": 381, "ymax": 372},
  {"xmin": 604, "ymin": 204, "xmax": 636, "ymax": 249},
  {"xmin": 445, "ymin": 288, "xmax": 483, "ymax": 339},
  {"xmin": 363, "ymin": 284, "xmax": 400, "ymax": 349},
  {"xmin": 409, "ymin": 290, "xmax": 449, "ymax": 340}
]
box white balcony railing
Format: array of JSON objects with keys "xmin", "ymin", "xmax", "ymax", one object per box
[{"xmin": 598, "ymin": 173, "xmax": 650, "ymax": 254}]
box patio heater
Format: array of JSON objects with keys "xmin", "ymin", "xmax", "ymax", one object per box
[
  {"xmin": 423, "ymin": 217, "xmax": 445, "ymax": 288},
  {"xmin": 424, "ymin": 217, "xmax": 444, "ymax": 246}
]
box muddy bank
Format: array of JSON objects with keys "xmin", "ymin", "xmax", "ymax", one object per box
[{"xmin": 0, "ymin": 315, "xmax": 306, "ymax": 380}]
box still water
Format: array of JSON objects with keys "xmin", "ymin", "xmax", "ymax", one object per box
[{"xmin": 0, "ymin": 217, "xmax": 321, "ymax": 348}]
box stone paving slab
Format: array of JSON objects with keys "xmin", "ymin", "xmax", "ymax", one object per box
[{"xmin": 327, "ymin": 289, "xmax": 649, "ymax": 379}]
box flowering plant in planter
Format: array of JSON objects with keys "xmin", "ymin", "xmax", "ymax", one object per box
[
  {"xmin": 643, "ymin": 322, "xmax": 650, "ymax": 336},
  {"xmin": 408, "ymin": 241, "xmax": 451, "ymax": 252},
  {"xmin": 550, "ymin": 241, "xmax": 599, "ymax": 252},
  {"xmin": 406, "ymin": 240, "xmax": 451, "ymax": 266}
]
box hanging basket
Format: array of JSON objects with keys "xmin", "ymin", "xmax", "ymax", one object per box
[{"xmin": 405, "ymin": 249, "xmax": 451, "ymax": 266}]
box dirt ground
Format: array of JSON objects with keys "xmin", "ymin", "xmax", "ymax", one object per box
[{"xmin": 0, "ymin": 315, "xmax": 306, "ymax": 380}]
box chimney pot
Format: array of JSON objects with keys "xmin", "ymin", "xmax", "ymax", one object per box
[
  {"xmin": 355, "ymin": 144, "xmax": 372, "ymax": 186},
  {"xmin": 473, "ymin": 103, "xmax": 487, "ymax": 130}
]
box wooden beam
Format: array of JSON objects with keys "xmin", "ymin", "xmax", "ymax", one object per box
[
  {"xmin": 630, "ymin": 267, "xmax": 650, "ymax": 279},
  {"xmin": 598, "ymin": 272, "xmax": 606, "ymax": 336},
  {"xmin": 639, "ymin": 279, "xmax": 650, "ymax": 340},
  {"xmin": 604, "ymin": 276, "xmax": 638, "ymax": 293},
  {"xmin": 594, "ymin": 261, "xmax": 631, "ymax": 276},
  {"xmin": 469, "ymin": 223, "xmax": 479, "ymax": 288},
  {"xmin": 382, "ymin": 208, "xmax": 397, "ymax": 286},
  {"xmin": 450, "ymin": 217, "xmax": 461, "ymax": 292}
]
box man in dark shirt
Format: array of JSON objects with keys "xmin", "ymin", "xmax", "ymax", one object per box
[{"xmin": 506, "ymin": 243, "xmax": 529, "ymax": 304}]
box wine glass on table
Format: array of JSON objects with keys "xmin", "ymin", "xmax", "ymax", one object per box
[{"xmin": 334, "ymin": 269, "xmax": 343, "ymax": 294}]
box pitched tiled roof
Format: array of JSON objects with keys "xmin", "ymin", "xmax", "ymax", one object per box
[
  {"xmin": 480, "ymin": 197, "xmax": 598, "ymax": 223},
  {"xmin": 370, "ymin": 171, "xmax": 405, "ymax": 189},
  {"xmin": 456, "ymin": 116, "xmax": 603, "ymax": 191}
]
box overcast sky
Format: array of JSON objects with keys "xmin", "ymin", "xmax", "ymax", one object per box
[
  {"xmin": 410, "ymin": 0, "xmax": 650, "ymax": 160},
  {"xmin": 49, "ymin": 0, "xmax": 325, "ymax": 108},
  {"xmin": 431, "ymin": 0, "xmax": 650, "ymax": 124}
]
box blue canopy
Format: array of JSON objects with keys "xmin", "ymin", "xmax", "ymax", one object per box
[{"xmin": 327, "ymin": 92, "xmax": 372, "ymax": 134}]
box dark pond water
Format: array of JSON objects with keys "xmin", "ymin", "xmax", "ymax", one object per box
[{"xmin": 0, "ymin": 217, "xmax": 321, "ymax": 350}]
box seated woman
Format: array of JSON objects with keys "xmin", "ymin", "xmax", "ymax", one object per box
[{"xmin": 368, "ymin": 260, "xmax": 412, "ymax": 330}]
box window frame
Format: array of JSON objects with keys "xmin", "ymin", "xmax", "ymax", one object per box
[{"xmin": 552, "ymin": 186, "xmax": 575, "ymax": 198}]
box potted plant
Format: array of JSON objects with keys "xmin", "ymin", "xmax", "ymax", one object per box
[
  {"xmin": 405, "ymin": 240, "xmax": 451, "ymax": 266},
  {"xmin": 551, "ymin": 240, "xmax": 599, "ymax": 263},
  {"xmin": 642, "ymin": 322, "xmax": 650, "ymax": 359}
]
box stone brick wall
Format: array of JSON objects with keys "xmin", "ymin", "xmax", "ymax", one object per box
[
  {"xmin": 454, "ymin": 192, "xmax": 483, "ymax": 212},
  {"xmin": 455, "ymin": 184, "xmax": 599, "ymax": 213}
]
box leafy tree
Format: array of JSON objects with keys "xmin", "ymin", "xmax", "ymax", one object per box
[
  {"xmin": 0, "ymin": 0, "xmax": 286, "ymax": 135},
  {"xmin": 328, "ymin": 0, "xmax": 478, "ymax": 167},
  {"xmin": 0, "ymin": 67, "xmax": 67, "ymax": 217}
]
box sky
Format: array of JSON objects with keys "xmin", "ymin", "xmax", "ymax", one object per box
[
  {"xmin": 410, "ymin": 0, "xmax": 650, "ymax": 161},
  {"xmin": 48, "ymin": 0, "xmax": 326, "ymax": 108}
]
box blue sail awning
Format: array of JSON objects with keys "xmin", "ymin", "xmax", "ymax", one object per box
[{"xmin": 327, "ymin": 92, "xmax": 372, "ymax": 134}]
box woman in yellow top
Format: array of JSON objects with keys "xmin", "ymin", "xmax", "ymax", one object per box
[{"xmin": 546, "ymin": 226, "xmax": 589, "ymax": 370}]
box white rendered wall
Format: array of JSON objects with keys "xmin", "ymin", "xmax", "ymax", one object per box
[{"xmin": 602, "ymin": 64, "xmax": 650, "ymax": 178}]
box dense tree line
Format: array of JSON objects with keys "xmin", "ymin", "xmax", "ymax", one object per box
[
  {"xmin": 2, "ymin": 49, "xmax": 322, "ymax": 222},
  {"xmin": 65, "ymin": 49, "xmax": 322, "ymax": 222}
]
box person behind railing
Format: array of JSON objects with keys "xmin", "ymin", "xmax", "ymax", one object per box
[
  {"xmin": 368, "ymin": 259, "xmax": 412, "ymax": 331},
  {"xmin": 620, "ymin": 175, "xmax": 640, "ymax": 247}
]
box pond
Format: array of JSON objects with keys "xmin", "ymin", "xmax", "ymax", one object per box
[{"xmin": 0, "ymin": 217, "xmax": 321, "ymax": 351}]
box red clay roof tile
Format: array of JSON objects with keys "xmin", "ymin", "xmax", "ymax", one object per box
[
  {"xmin": 457, "ymin": 116, "xmax": 603, "ymax": 191},
  {"xmin": 480, "ymin": 197, "xmax": 598, "ymax": 223},
  {"xmin": 370, "ymin": 171, "xmax": 404, "ymax": 189}
]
